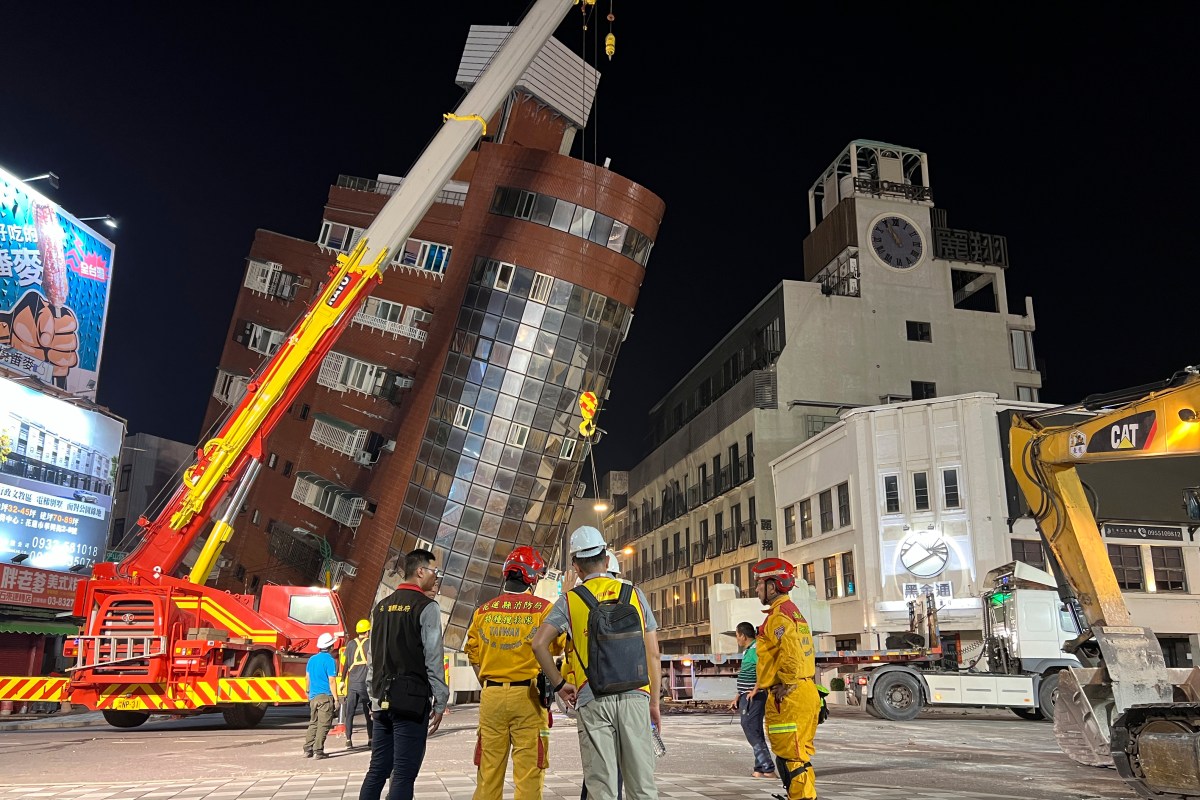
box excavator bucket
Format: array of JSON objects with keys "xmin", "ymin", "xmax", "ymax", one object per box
[
  {"xmin": 1052, "ymin": 667, "xmax": 1114, "ymax": 766},
  {"xmin": 1053, "ymin": 660, "xmax": 1200, "ymax": 798}
]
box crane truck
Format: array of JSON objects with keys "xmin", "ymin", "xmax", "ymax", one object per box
[
  {"xmin": 1009, "ymin": 365, "xmax": 1200, "ymax": 799},
  {"xmin": 0, "ymin": 0, "xmax": 590, "ymax": 729}
]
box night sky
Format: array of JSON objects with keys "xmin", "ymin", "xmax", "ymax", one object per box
[{"xmin": 4, "ymin": 4, "xmax": 1195, "ymax": 478}]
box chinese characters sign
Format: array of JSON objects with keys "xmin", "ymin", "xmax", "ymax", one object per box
[
  {"xmin": 0, "ymin": 562, "xmax": 84, "ymax": 610},
  {"xmin": 0, "ymin": 165, "xmax": 116, "ymax": 400},
  {"xmin": 0, "ymin": 377, "xmax": 124, "ymax": 570}
]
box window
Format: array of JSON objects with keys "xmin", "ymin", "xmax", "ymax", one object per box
[
  {"xmin": 818, "ymin": 490, "xmax": 833, "ymax": 533},
  {"xmin": 1017, "ymin": 385, "xmax": 1039, "ymax": 402},
  {"xmin": 783, "ymin": 505, "xmax": 796, "ymax": 545},
  {"xmin": 730, "ymin": 566, "xmax": 741, "ymax": 592},
  {"xmin": 508, "ymin": 424, "xmax": 530, "ymax": 448},
  {"xmin": 835, "ymin": 636, "xmax": 858, "ymax": 650},
  {"xmin": 397, "ymin": 238, "xmax": 451, "ymax": 274},
  {"xmin": 494, "ymin": 262, "xmax": 515, "ymax": 291},
  {"xmin": 453, "ymin": 405, "xmax": 473, "ymax": 430},
  {"xmin": 247, "ymin": 323, "xmax": 285, "ymax": 356},
  {"xmin": 1152, "ymin": 547, "xmax": 1188, "ymax": 592},
  {"xmin": 560, "ymin": 438, "xmax": 577, "ymax": 459},
  {"xmin": 299, "ymin": 404, "xmax": 310, "ymax": 420},
  {"xmin": 283, "ymin": 460, "xmax": 294, "ymax": 477},
  {"xmin": 913, "ymin": 472, "xmax": 930, "ymax": 511},
  {"xmin": 906, "ymin": 321, "xmax": 932, "ymax": 342},
  {"xmin": 267, "ymin": 452, "xmax": 278, "ymax": 469},
  {"xmin": 318, "ymin": 221, "xmax": 363, "ymax": 253},
  {"xmin": 1011, "ymin": 539, "xmax": 1045, "ymax": 569},
  {"xmin": 213, "ymin": 369, "xmax": 249, "ymax": 406},
  {"xmin": 883, "ymin": 475, "xmax": 900, "ymax": 513},
  {"xmin": 584, "ymin": 293, "xmax": 605, "ymax": 322},
  {"xmin": 530, "ymin": 272, "xmax": 553, "ymax": 303},
  {"xmin": 802, "ymin": 562, "xmax": 816, "ymax": 589},
  {"xmin": 842, "ymin": 551, "xmax": 856, "ymax": 596},
  {"xmin": 823, "ymin": 556, "xmax": 838, "ymax": 599},
  {"xmin": 119, "ymin": 464, "xmax": 132, "ymax": 492},
  {"xmin": 943, "ymin": 468, "xmax": 961, "ymax": 508},
  {"xmin": 1011, "ymin": 329, "xmax": 1035, "ymax": 370},
  {"xmin": 911, "ymin": 381, "xmax": 937, "ymax": 400},
  {"xmin": 837, "ymin": 482, "xmax": 850, "ymax": 527},
  {"xmin": 1108, "ymin": 544, "xmax": 1144, "ymax": 591},
  {"xmin": 799, "ymin": 499, "xmax": 813, "ymax": 540},
  {"xmin": 251, "ymin": 509, "xmax": 261, "ymax": 526}
]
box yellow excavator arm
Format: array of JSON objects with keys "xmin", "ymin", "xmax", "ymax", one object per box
[{"xmin": 1010, "ymin": 366, "xmax": 1200, "ymax": 796}]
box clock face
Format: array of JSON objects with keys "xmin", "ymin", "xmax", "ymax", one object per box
[
  {"xmin": 899, "ymin": 532, "xmax": 949, "ymax": 578},
  {"xmin": 870, "ymin": 216, "xmax": 924, "ymax": 269}
]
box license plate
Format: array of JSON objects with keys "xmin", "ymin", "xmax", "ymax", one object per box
[{"xmin": 113, "ymin": 697, "xmax": 143, "ymax": 711}]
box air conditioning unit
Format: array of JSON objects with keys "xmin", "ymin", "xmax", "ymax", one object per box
[
  {"xmin": 340, "ymin": 562, "xmax": 359, "ymax": 578},
  {"xmin": 846, "ymin": 277, "xmax": 860, "ymax": 294},
  {"xmin": 575, "ymin": 482, "xmax": 587, "ymax": 498},
  {"xmin": 354, "ymin": 451, "xmax": 374, "ymax": 467}
]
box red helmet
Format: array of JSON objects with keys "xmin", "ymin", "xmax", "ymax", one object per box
[
  {"xmin": 752, "ymin": 557, "xmax": 796, "ymax": 592},
  {"xmin": 503, "ymin": 546, "xmax": 546, "ymax": 586}
]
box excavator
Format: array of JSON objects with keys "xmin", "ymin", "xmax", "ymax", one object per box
[
  {"xmin": 1010, "ymin": 365, "xmax": 1200, "ymax": 799},
  {"xmin": 0, "ymin": 0, "xmax": 594, "ymax": 728}
]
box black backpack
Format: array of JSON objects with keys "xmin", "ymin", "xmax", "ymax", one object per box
[{"xmin": 572, "ymin": 582, "xmax": 648, "ymax": 694}]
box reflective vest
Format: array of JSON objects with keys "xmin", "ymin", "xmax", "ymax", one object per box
[
  {"xmin": 564, "ymin": 575, "xmax": 650, "ymax": 694},
  {"xmin": 756, "ymin": 596, "xmax": 816, "ymax": 689}
]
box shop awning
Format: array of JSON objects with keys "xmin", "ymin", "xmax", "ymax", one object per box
[{"xmin": 0, "ymin": 620, "xmax": 81, "ymax": 636}]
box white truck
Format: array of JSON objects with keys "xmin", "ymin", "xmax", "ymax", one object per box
[{"xmin": 844, "ymin": 561, "xmax": 1082, "ymax": 721}]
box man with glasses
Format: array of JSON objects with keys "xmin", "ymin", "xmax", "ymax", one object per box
[{"xmin": 360, "ymin": 549, "xmax": 448, "ymax": 800}]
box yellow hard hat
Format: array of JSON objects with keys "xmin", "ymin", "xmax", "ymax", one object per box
[{"xmin": 356, "ymin": 619, "xmax": 371, "ymax": 634}]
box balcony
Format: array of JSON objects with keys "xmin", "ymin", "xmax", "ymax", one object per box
[
  {"xmin": 691, "ymin": 542, "xmax": 706, "ymax": 564},
  {"xmin": 675, "ymin": 547, "xmax": 690, "ymax": 569},
  {"xmin": 721, "ymin": 527, "xmax": 738, "ymax": 554},
  {"xmin": 738, "ymin": 519, "xmax": 758, "ymax": 548},
  {"xmin": 244, "ymin": 259, "xmax": 306, "ymax": 302},
  {"xmin": 353, "ymin": 310, "xmax": 428, "ymax": 344}
]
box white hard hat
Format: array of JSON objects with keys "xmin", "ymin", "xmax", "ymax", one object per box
[
  {"xmin": 569, "ymin": 525, "xmax": 606, "ymax": 558},
  {"xmin": 606, "ymin": 551, "xmax": 621, "ymax": 576},
  {"xmin": 317, "ymin": 632, "xmax": 336, "ymax": 650}
]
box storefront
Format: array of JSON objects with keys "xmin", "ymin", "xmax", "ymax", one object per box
[{"xmin": 0, "ymin": 563, "xmax": 84, "ymax": 687}]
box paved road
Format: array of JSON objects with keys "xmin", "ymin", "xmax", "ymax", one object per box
[{"xmin": 0, "ymin": 704, "xmax": 1137, "ymax": 799}]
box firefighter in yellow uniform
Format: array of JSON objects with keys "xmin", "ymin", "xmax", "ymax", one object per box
[
  {"xmin": 752, "ymin": 557, "xmax": 820, "ymax": 800},
  {"xmin": 464, "ymin": 546, "xmax": 562, "ymax": 800}
]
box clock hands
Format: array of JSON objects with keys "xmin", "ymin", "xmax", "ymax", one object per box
[{"xmin": 887, "ymin": 224, "xmax": 902, "ymax": 246}]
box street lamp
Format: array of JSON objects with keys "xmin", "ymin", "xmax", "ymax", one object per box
[
  {"xmin": 78, "ymin": 215, "xmax": 118, "ymax": 229},
  {"xmin": 22, "ymin": 172, "xmax": 59, "ymax": 189}
]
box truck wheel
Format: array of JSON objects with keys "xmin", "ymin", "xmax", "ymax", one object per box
[
  {"xmin": 103, "ymin": 709, "xmax": 150, "ymax": 728},
  {"xmin": 871, "ymin": 672, "xmax": 922, "ymax": 721},
  {"xmin": 1011, "ymin": 706, "xmax": 1045, "ymax": 721},
  {"xmin": 863, "ymin": 699, "xmax": 884, "ymax": 719},
  {"xmin": 1039, "ymin": 672, "xmax": 1060, "ymax": 723},
  {"xmin": 222, "ymin": 653, "xmax": 273, "ymax": 729}
]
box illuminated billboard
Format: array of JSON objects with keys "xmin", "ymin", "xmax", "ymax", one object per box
[
  {"xmin": 0, "ymin": 376, "xmax": 125, "ymax": 570},
  {"xmin": 0, "ymin": 165, "xmax": 116, "ymax": 401}
]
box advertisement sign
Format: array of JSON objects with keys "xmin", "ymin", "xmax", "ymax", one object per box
[
  {"xmin": 0, "ymin": 377, "xmax": 124, "ymax": 570},
  {"xmin": 0, "ymin": 165, "xmax": 116, "ymax": 400},
  {"xmin": 0, "ymin": 562, "xmax": 84, "ymax": 610}
]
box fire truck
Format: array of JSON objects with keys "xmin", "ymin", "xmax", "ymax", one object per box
[{"xmin": 0, "ymin": 0, "xmax": 588, "ymax": 729}]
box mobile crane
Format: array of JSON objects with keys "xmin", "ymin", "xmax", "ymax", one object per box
[
  {"xmin": 0, "ymin": 0, "xmax": 588, "ymax": 729},
  {"xmin": 1010, "ymin": 365, "xmax": 1200, "ymax": 799}
]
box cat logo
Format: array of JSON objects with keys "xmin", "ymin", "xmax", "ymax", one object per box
[{"xmin": 1086, "ymin": 410, "xmax": 1157, "ymax": 454}]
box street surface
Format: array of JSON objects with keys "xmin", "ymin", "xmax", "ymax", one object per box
[{"xmin": 0, "ymin": 703, "xmax": 1137, "ymax": 799}]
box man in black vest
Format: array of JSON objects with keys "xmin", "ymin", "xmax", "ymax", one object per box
[{"xmin": 359, "ymin": 549, "xmax": 448, "ymax": 800}]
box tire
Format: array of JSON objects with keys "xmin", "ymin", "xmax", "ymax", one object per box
[
  {"xmin": 103, "ymin": 709, "xmax": 150, "ymax": 728},
  {"xmin": 222, "ymin": 653, "xmax": 273, "ymax": 729},
  {"xmin": 863, "ymin": 699, "xmax": 884, "ymax": 719},
  {"xmin": 870, "ymin": 672, "xmax": 923, "ymax": 721},
  {"xmin": 1038, "ymin": 672, "xmax": 1060, "ymax": 723},
  {"xmin": 1011, "ymin": 706, "xmax": 1045, "ymax": 721}
]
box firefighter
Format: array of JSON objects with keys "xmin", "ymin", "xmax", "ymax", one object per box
[
  {"xmin": 339, "ymin": 618, "xmax": 373, "ymax": 750},
  {"xmin": 751, "ymin": 557, "xmax": 820, "ymax": 800},
  {"xmin": 464, "ymin": 546, "xmax": 561, "ymax": 800}
]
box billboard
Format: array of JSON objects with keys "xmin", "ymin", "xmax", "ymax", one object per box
[
  {"xmin": 0, "ymin": 562, "xmax": 85, "ymax": 611},
  {"xmin": 0, "ymin": 376, "xmax": 125, "ymax": 570},
  {"xmin": 0, "ymin": 165, "xmax": 116, "ymax": 400}
]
